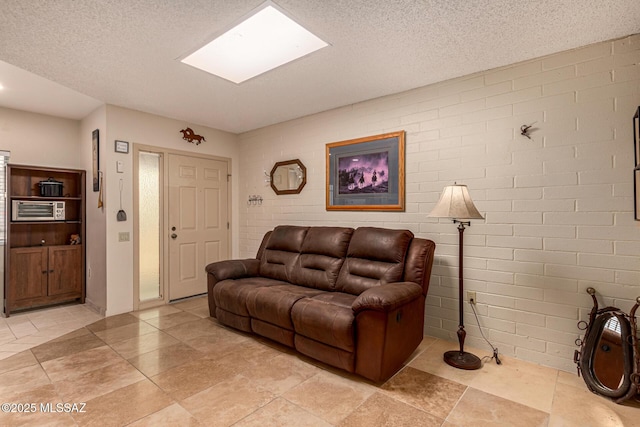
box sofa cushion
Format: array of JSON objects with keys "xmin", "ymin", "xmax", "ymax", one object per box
[
  {"xmin": 292, "ymin": 227, "xmax": 354, "ymax": 291},
  {"xmin": 213, "ymin": 277, "xmax": 284, "ymax": 316},
  {"xmin": 245, "ymin": 284, "xmax": 323, "ymax": 330},
  {"xmin": 336, "ymin": 227, "xmax": 413, "ymax": 295},
  {"xmin": 291, "ymin": 294, "xmax": 357, "ymax": 352},
  {"xmin": 311, "ymin": 292, "xmax": 356, "ymax": 308},
  {"xmin": 259, "ymin": 226, "xmax": 308, "ymax": 282}
]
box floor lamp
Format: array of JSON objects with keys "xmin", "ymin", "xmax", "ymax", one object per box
[{"xmin": 429, "ymin": 184, "xmax": 484, "ymax": 370}]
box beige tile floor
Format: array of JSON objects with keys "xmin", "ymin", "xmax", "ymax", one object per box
[
  {"xmin": 0, "ymin": 295, "xmax": 638, "ymax": 426},
  {"xmin": 0, "ymin": 303, "xmax": 103, "ymax": 360}
]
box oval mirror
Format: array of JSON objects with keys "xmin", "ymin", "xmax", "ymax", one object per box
[
  {"xmin": 270, "ymin": 159, "xmax": 306, "ymax": 195},
  {"xmin": 579, "ymin": 311, "xmax": 634, "ymax": 399}
]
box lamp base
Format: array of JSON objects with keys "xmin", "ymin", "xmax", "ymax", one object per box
[{"xmin": 444, "ymin": 350, "xmax": 482, "ymax": 370}]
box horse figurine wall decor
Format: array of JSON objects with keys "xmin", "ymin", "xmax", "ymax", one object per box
[{"xmin": 180, "ymin": 127, "xmax": 206, "ymax": 145}]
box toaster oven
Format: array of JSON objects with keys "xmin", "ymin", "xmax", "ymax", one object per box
[{"xmin": 12, "ymin": 200, "xmax": 65, "ymax": 221}]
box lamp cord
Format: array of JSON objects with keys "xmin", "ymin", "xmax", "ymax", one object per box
[{"xmin": 470, "ymin": 302, "xmax": 502, "ymax": 365}]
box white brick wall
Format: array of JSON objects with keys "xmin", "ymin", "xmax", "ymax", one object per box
[{"xmin": 237, "ymin": 34, "xmax": 640, "ymax": 372}]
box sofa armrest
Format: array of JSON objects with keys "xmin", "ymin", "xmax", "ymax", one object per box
[
  {"xmin": 352, "ymin": 282, "xmax": 423, "ymax": 314},
  {"xmin": 205, "ymin": 259, "xmax": 260, "ymax": 282}
]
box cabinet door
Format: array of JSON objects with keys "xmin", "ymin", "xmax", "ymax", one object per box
[
  {"xmin": 9, "ymin": 247, "xmax": 48, "ymax": 301},
  {"xmin": 48, "ymin": 245, "xmax": 82, "ymax": 296}
]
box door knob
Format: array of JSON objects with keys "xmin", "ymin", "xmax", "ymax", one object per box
[{"xmin": 171, "ymin": 233, "xmax": 178, "ymax": 239}]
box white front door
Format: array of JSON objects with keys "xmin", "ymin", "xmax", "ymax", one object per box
[{"xmin": 168, "ymin": 154, "xmax": 229, "ymax": 300}]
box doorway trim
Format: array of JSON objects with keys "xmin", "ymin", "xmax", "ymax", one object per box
[{"xmin": 133, "ymin": 143, "xmax": 231, "ymax": 311}]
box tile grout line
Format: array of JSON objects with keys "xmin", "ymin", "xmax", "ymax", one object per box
[
  {"xmin": 546, "ymin": 368, "xmax": 561, "ymax": 420},
  {"xmin": 443, "ymin": 385, "xmax": 471, "ymax": 425}
]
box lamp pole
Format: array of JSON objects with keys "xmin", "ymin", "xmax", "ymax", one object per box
[
  {"xmin": 443, "ymin": 219, "xmax": 481, "ymax": 370},
  {"xmin": 456, "ymin": 221, "xmax": 467, "ymax": 352}
]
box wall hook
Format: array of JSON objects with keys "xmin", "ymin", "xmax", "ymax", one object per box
[{"xmin": 520, "ymin": 122, "xmax": 537, "ymax": 140}]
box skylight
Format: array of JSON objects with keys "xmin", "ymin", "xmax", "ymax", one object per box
[{"xmin": 181, "ymin": 2, "xmax": 328, "ymax": 84}]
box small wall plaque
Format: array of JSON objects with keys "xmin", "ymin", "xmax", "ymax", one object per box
[{"xmin": 115, "ymin": 140, "xmax": 129, "ymax": 154}]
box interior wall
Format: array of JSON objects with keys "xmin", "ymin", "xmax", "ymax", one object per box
[
  {"xmin": 238, "ymin": 34, "xmax": 640, "ymax": 371},
  {"xmin": 0, "ymin": 107, "xmax": 82, "ymax": 168},
  {"xmin": 80, "ymin": 106, "xmax": 107, "ymax": 315},
  {"xmin": 103, "ymin": 105, "xmax": 240, "ymax": 316}
]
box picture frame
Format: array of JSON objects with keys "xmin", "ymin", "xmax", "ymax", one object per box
[
  {"xmin": 115, "ymin": 140, "xmax": 129, "ymax": 154},
  {"xmin": 634, "ymin": 107, "xmax": 639, "ymax": 221},
  {"xmin": 635, "ymin": 169, "xmax": 640, "ymax": 221},
  {"xmin": 92, "ymin": 129, "xmax": 100, "ymax": 192},
  {"xmin": 634, "ymin": 106, "xmax": 639, "ymax": 167},
  {"xmin": 326, "ymin": 131, "xmax": 405, "ymax": 211}
]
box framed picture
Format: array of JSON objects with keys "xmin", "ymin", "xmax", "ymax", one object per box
[
  {"xmin": 92, "ymin": 129, "xmax": 100, "ymax": 192},
  {"xmin": 326, "ymin": 131, "xmax": 405, "ymax": 211},
  {"xmin": 115, "ymin": 140, "xmax": 129, "ymax": 154},
  {"xmin": 634, "ymin": 106, "xmax": 639, "ymax": 167},
  {"xmin": 635, "ymin": 169, "xmax": 640, "ymax": 221},
  {"xmin": 634, "ymin": 107, "xmax": 639, "ymax": 221}
]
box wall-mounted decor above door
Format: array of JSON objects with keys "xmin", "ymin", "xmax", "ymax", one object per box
[{"xmin": 179, "ymin": 127, "xmax": 206, "ymax": 145}]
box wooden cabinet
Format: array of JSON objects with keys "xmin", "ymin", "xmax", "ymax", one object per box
[
  {"xmin": 9, "ymin": 245, "xmax": 82, "ymax": 303},
  {"xmin": 48, "ymin": 245, "xmax": 83, "ymax": 296},
  {"xmin": 4, "ymin": 165, "xmax": 86, "ymax": 316},
  {"xmin": 9, "ymin": 247, "xmax": 48, "ymax": 301}
]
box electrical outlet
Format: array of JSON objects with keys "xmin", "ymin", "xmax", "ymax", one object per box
[
  {"xmin": 118, "ymin": 232, "xmax": 130, "ymax": 242},
  {"xmin": 467, "ymin": 291, "xmax": 476, "ymax": 304}
]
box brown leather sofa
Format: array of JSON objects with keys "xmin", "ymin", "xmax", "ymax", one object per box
[{"xmin": 205, "ymin": 225, "xmax": 436, "ymax": 382}]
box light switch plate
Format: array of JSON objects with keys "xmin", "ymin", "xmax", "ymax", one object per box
[
  {"xmin": 118, "ymin": 232, "xmax": 130, "ymax": 242},
  {"xmin": 116, "ymin": 161, "xmax": 124, "ymax": 173}
]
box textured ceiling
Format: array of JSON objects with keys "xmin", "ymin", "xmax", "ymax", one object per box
[{"xmin": 1, "ymin": 0, "xmax": 639, "ymax": 133}]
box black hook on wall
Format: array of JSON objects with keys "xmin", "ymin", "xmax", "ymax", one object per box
[{"xmin": 520, "ymin": 122, "xmax": 537, "ymax": 139}]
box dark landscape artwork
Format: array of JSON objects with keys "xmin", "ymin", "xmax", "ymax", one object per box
[{"xmin": 337, "ymin": 151, "xmax": 389, "ymax": 195}]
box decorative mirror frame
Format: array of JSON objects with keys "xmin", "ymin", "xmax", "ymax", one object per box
[
  {"xmin": 575, "ymin": 287, "xmax": 640, "ymax": 403},
  {"xmin": 269, "ymin": 159, "xmax": 307, "ymax": 195}
]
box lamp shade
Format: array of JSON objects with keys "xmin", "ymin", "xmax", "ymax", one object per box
[{"xmin": 428, "ymin": 184, "xmax": 484, "ymax": 220}]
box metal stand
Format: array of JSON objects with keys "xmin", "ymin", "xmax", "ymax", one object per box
[{"xmin": 444, "ymin": 220, "xmax": 482, "ymax": 370}]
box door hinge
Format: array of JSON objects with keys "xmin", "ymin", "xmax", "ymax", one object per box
[
  {"xmin": 227, "ymin": 174, "xmax": 231, "ymax": 182},
  {"xmin": 227, "ymin": 222, "xmax": 230, "ymax": 230}
]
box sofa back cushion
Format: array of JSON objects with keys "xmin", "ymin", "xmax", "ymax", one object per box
[
  {"xmin": 255, "ymin": 231, "xmax": 272, "ymax": 259},
  {"xmin": 336, "ymin": 227, "xmax": 413, "ymax": 295},
  {"xmin": 403, "ymin": 238, "xmax": 436, "ymax": 295},
  {"xmin": 259, "ymin": 226, "xmax": 308, "ymax": 282},
  {"xmin": 292, "ymin": 227, "xmax": 354, "ymax": 291}
]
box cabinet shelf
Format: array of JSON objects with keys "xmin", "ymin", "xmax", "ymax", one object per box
[
  {"xmin": 10, "ymin": 220, "xmax": 82, "ymax": 225},
  {"xmin": 10, "ymin": 196, "xmax": 83, "ymax": 201},
  {"xmin": 11, "ymin": 243, "xmax": 83, "ymax": 249}
]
